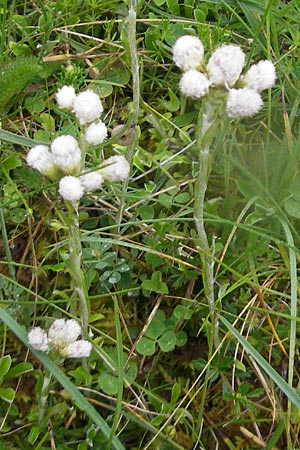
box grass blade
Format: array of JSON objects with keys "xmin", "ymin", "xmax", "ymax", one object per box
[
  {"xmin": 0, "ymin": 129, "xmax": 48, "ymax": 147},
  {"xmin": 220, "ymin": 316, "xmax": 300, "ymax": 409}
]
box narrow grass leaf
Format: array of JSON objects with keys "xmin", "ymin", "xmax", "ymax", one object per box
[
  {"xmin": 0, "ymin": 129, "xmax": 48, "ymax": 147},
  {"xmin": 220, "ymin": 316, "xmax": 300, "ymax": 409}
]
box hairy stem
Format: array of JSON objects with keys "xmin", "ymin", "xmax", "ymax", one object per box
[
  {"xmin": 39, "ymin": 371, "xmax": 52, "ymax": 423},
  {"xmin": 194, "ymin": 102, "xmax": 219, "ymax": 347},
  {"xmin": 116, "ymin": 1, "xmax": 140, "ymax": 226},
  {"xmin": 66, "ymin": 201, "xmax": 89, "ymax": 333}
]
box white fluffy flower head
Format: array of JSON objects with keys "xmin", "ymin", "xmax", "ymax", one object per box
[
  {"xmin": 243, "ymin": 60, "xmax": 276, "ymax": 92},
  {"xmin": 59, "ymin": 176, "xmax": 85, "ymax": 202},
  {"xmin": 28, "ymin": 319, "xmax": 92, "ymax": 358},
  {"xmin": 51, "ymin": 135, "xmax": 81, "ymax": 174},
  {"xmin": 26, "ymin": 145, "xmax": 56, "ymax": 178},
  {"xmin": 28, "ymin": 327, "xmax": 49, "ymax": 352},
  {"xmin": 226, "ymin": 88, "xmax": 263, "ymax": 118},
  {"xmin": 172, "ymin": 35, "xmax": 204, "ymax": 71},
  {"xmin": 73, "ymin": 90, "xmax": 103, "ymax": 125},
  {"xmin": 61, "ymin": 340, "xmax": 92, "ymax": 358},
  {"xmin": 207, "ymin": 44, "xmax": 245, "ymax": 86},
  {"xmin": 48, "ymin": 319, "xmax": 81, "ymax": 348},
  {"xmin": 85, "ymin": 121, "xmax": 107, "ymax": 145},
  {"xmin": 80, "ymin": 171, "xmax": 103, "ymax": 192},
  {"xmin": 56, "ymin": 85, "xmax": 76, "ymax": 110},
  {"xmin": 179, "ymin": 70, "xmax": 211, "ymax": 98},
  {"xmin": 100, "ymin": 155, "xmax": 130, "ymax": 181}
]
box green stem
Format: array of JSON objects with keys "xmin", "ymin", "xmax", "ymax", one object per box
[
  {"xmin": 194, "ymin": 102, "xmax": 219, "ymax": 347},
  {"xmin": 116, "ymin": 1, "xmax": 140, "ymax": 226},
  {"xmin": 65, "ymin": 201, "xmax": 89, "ymax": 333},
  {"xmin": 39, "ymin": 371, "xmax": 52, "ymax": 423},
  {"xmin": 0, "ymin": 207, "xmax": 16, "ymax": 281}
]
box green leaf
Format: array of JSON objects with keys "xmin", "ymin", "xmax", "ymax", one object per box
[
  {"xmin": 220, "ymin": 316, "xmax": 300, "ymax": 410},
  {"xmin": 0, "ymin": 129, "xmax": 48, "ymax": 147},
  {"xmin": 105, "ymin": 66, "xmax": 130, "ymax": 86},
  {"xmin": 0, "ymin": 355, "xmax": 12, "ymax": 379},
  {"xmin": 158, "ymin": 330, "xmax": 176, "ymax": 352},
  {"xmin": 0, "ymin": 386, "xmax": 15, "ymax": 403},
  {"xmin": 284, "ymin": 196, "xmax": 300, "ymax": 219},
  {"xmin": 2, "ymin": 154, "xmax": 22, "ymax": 172},
  {"xmin": 194, "ymin": 6, "xmax": 208, "ymax": 22},
  {"xmin": 97, "ymin": 82, "xmax": 113, "ymax": 98},
  {"xmin": 27, "ymin": 424, "xmax": 40, "ymax": 445},
  {"xmin": 171, "ymin": 382, "xmax": 181, "ymax": 406},
  {"xmin": 136, "ymin": 337, "xmax": 156, "ymax": 356},
  {"xmin": 0, "ymin": 307, "xmax": 126, "ymax": 450},
  {"xmin": 109, "ymin": 271, "xmax": 122, "ymax": 284},
  {"xmin": 5, "ymin": 362, "xmax": 33, "ymax": 380},
  {"xmin": 174, "ymin": 305, "xmax": 193, "ymax": 320},
  {"xmin": 25, "ymin": 96, "xmax": 45, "ymax": 114},
  {"xmin": 142, "ymin": 271, "xmax": 169, "ymax": 294},
  {"xmin": 166, "ymin": 0, "xmax": 180, "ymax": 15},
  {"xmin": 160, "ymin": 88, "xmax": 180, "ymax": 112},
  {"xmin": 98, "ymin": 373, "xmax": 119, "ymax": 395},
  {"xmin": 145, "ymin": 318, "xmax": 165, "ymax": 339},
  {"xmin": 175, "ymin": 330, "xmax": 187, "ymax": 347},
  {"xmin": 125, "ymin": 361, "xmax": 138, "ymax": 384},
  {"xmin": 138, "ymin": 204, "xmax": 154, "ymax": 220}
]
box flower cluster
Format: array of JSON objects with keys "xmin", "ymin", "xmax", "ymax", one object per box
[
  {"xmin": 28, "ymin": 319, "xmax": 92, "ymax": 358},
  {"xmin": 26, "ymin": 87, "xmax": 130, "ymax": 203},
  {"xmin": 172, "ymin": 35, "xmax": 276, "ymax": 118}
]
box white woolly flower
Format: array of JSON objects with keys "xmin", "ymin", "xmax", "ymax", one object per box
[
  {"xmin": 85, "ymin": 121, "xmax": 108, "ymax": 145},
  {"xmin": 59, "ymin": 176, "xmax": 85, "ymax": 202},
  {"xmin": 207, "ymin": 44, "xmax": 245, "ymax": 86},
  {"xmin": 56, "ymin": 85, "xmax": 76, "ymax": 110},
  {"xmin": 243, "ymin": 60, "xmax": 276, "ymax": 92},
  {"xmin": 80, "ymin": 171, "xmax": 103, "ymax": 191},
  {"xmin": 179, "ymin": 69, "xmax": 211, "ymax": 98},
  {"xmin": 100, "ymin": 155, "xmax": 130, "ymax": 181},
  {"xmin": 172, "ymin": 35, "xmax": 204, "ymax": 71},
  {"xmin": 26, "ymin": 145, "xmax": 56, "ymax": 178},
  {"xmin": 51, "ymin": 135, "xmax": 81, "ymax": 175},
  {"xmin": 48, "ymin": 319, "xmax": 81, "ymax": 347},
  {"xmin": 61, "ymin": 340, "xmax": 92, "ymax": 358},
  {"xmin": 28, "ymin": 327, "xmax": 49, "ymax": 352},
  {"xmin": 73, "ymin": 90, "xmax": 103, "ymax": 125},
  {"xmin": 226, "ymin": 88, "xmax": 263, "ymax": 118}
]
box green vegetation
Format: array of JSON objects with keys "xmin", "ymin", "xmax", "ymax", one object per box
[{"xmin": 1, "ymin": 1, "xmax": 300, "ymax": 448}]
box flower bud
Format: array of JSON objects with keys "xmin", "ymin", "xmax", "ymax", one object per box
[
  {"xmin": 61, "ymin": 340, "xmax": 92, "ymax": 358},
  {"xmin": 172, "ymin": 35, "xmax": 204, "ymax": 71},
  {"xmin": 59, "ymin": 176, "xmax": 85, "ymax": 202},
  {"xmin": 179, "ymin": 70, "xmax": 211, "ymax": 98},
  {"xmin": 207, "ymin": 44, "xmax": 245, "ymax": 86},
  {"xmin": 73, "ymin": 90, "xmax": 103, "ymax": 125},
  {"xmin": 243, "ymin": 60, "xmax": 276, "ymax": 92},
  {"xmin": 56, "ymin": 85, "xmax": 76, "ymax": 110},
  {"xmin": 226, "ymin": 88, "xmax": 263, "ymax": 118},
  {"xmin": 28, "ymin": 327, "xmax": 49, "ymax": 352},
  {"xmin": 85, "ymin": 121, "xmax": 107, "ymax": 145},
  {"xmin": 51, "ymin": 135, "xmax": 82, "ymax": 175},
  {"xmin": 48, "ymin": 319, "xmax": 81, "ymax": 348},
  {"xmin": 26, "ymin": 145, "xmax": 58, "ymax": 179},
  {"xmin": 80, "ymin": 171, "xmax": 103, "ymax": 191},
  {"xmin": 100, "ymin": 155, "xmax": 130, "ymax": 181}
]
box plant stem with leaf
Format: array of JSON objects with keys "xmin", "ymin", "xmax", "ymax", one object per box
[
  {"xmin": 117, "ymin": 0, "xmax": 140, "ymax": 226},
  {"xmin": 65, "ymin": 201, "xmax": 89, "ymax": 333},
  {"xmin": 194, "ymin": 100, "xmax": 220, "ymax": 347}
]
